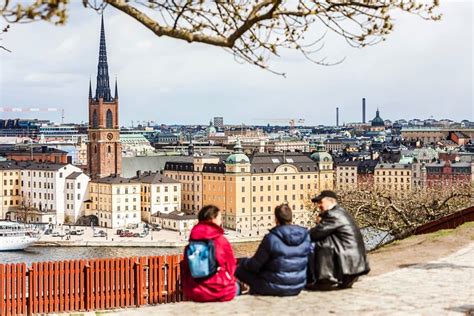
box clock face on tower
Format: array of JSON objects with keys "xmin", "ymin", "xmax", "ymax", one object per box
[{"xmin": 107, "ymin": 133, "xmax": 114, "ymax": 140}]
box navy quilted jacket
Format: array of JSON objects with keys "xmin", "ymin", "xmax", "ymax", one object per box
[{"xmin": 240, "ymin": 224, "xmax": 311, "ymax": 295}]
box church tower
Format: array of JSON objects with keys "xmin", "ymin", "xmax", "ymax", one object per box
[{"xmin": 87, "ymin": 15, "xmax": 122, "ymax": 178}]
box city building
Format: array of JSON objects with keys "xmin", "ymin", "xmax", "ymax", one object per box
[
  {"xmin": 0, "ymin": 161, "xmax": 21, "ymax": 219},
  {"xmin": 87, "ymin": 16, "xmax": 122, "ymax": 178},
  {"xmin": 120, "ymin": 134, "xmax": 156, "ymax": 157},
  {"xmin": 164, "ymin": 140, "xmax": 334, "ymax": 236},
  {"xmin": 150, "ymin": 211, "xmax": 198, "ymax": 233},
  {"xmin": 370, "ymin": 109, "xmax": 385, "ymax": 132},
  {"xmin": 336, "ymin": 161, "xmax": 359, "ymax": 190},
  {"xmin": 132, "ymin": 171, "xmax": 181, "ymax": 223},
  {"xmin": 0, "ymin": 145, "xmax": 68, "ymax": 164},
  {"xmin": 88, "ymin": 175, "xmax": 141, "ymax": 228},
  {"xmin": 374, "ymin": 163, "xmax": 412, "ymax": 192},
  {"xmin": 65, "ymin": 172, "xmax": 90, "ymax": 223},
  {"xmin": 213, "ymin": 117, "xmax": 224, "ymax": 129},
  {"xmin": 401, "ymin": 127, "xmax": 474, "ymax": 144},
  {"xmin": 424, "ymin": 160, "xmax": 472, "ymax": 187}
]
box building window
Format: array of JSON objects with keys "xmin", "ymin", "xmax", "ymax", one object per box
[
  {"xmin": 106, "ymin": 109, "xmax": 113, "ymax": 128},
  {"xmin": 92, "ymin": 110, "xmax": 98, "ymax": 129}
]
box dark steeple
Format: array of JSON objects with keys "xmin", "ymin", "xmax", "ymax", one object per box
[
  {"xmin": 95, "ymin": 14, "xmax": 112, "ymax": 102},
  {"xmin": 114, "ymin": 77, "xmax": 118, "ymax": 99},
  {"xmin": 88, "ymin": 78, "xmax": 92, "ymax": 99}
]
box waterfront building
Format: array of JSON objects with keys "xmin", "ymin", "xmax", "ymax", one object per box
[
  {"xmin": 19, "ymin": 162, "xmax": 87, "ymax": 224},
  {"xmin": 164, "ymin": 140, "xmax": 334, "ymax": 236},
  {"xmin": 0, "ymin": 161, "xmax": 89, "ymax": 223},
  {"xmin": 132, "ymin": 171, "xmax": 181, "ymax": 223},
  {"xmin": 88, "ymin": 175, "xmax": 141, "ymax": 228},
  {"xmin": 0, "ymin": 161, "xmax": 21, "ymax": 219},
  {"xmin": 150, "ymin": 211, "xmax": 197, "ymax": 233},
  {"xmin": 65, "ymin": 172, "xmax": 90, "ymax": 223}
]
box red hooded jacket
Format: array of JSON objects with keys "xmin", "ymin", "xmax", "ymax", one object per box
[{"xmin": 182, "ymin": 221, "xmax": 237, "ymax": 302}]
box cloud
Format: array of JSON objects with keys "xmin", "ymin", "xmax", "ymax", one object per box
[{"xmin": 1, "ymin": 1, "xmax": 472, "ymax": 125}]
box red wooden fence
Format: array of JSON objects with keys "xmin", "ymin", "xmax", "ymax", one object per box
[
  {"xmin": 415, "ymin": 206, "xmax": 474, "ymax": 235},
  {"xmin": 0, "ymin": 254, "xmax": 184, "ymax": 316}
]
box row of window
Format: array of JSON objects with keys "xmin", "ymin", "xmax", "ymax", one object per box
[
  {"xmin": 375, "ymin": 171, "xmax": 410, "ymax": 176},
  {"xmin": 66, "ymin": 182, "xmax": 82, "ymax": 190},
  {"xmin": 3, "ymin": 189, "xmax": 19, "ymax": 196},
  {"xmin": 141, "ymin": 195, "xmax": 178, "ymax": 203},
  {"xmin": 376, "ymin": 177, "xmax": 410, "ymax": 183},
  {"xmin": 66, "ymin": 193, "xmax": 81, "ymax": 200},
  {"xmin": 3, "ymin": 179, "xmax": 19, "ymax": 186},
  {"xmin": 141, "ymin": 185, "xmax": 178, "ymax": 193},
  {"xmin": 3, "ymin": 199, "xmax": 19, "ymax": 206},
  {"xmin": 21, "ymin": 171, "xmax": 62, "ymax": 178}
]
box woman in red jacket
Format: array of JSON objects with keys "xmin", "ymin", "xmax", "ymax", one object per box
[{"xmin": 182, "ymin": 205, "xmax": 237, "ymax": 302}]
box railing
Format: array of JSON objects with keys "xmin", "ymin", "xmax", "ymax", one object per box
[
  {"xmin": 415, "ymin": 206, "xmax": 474, "ymax": 235},
  {"xmin": 0, "ymin": 254, "xmax": 184, "ymax": 316}
]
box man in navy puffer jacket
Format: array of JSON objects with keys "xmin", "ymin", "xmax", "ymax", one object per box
[{"xmin": 235, "ymin": 204, "xmax": 311, "ymax": 296}]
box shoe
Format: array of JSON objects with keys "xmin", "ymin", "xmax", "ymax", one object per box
[
  {"xmin": 238, "ymin": 281, "xmax": 250, "ymax": 295},
  {"xmin": 305, "ymin": 281, "xmax": 339, "ymax": 291},
  {"xmin": 339, "ymin": 275, "xmax": 359, "ymax": 289}
]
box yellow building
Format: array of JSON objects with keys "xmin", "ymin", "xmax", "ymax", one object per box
[
  {"xmin": 164, "ymin": 156, "xmax": 219, "ymax": 212},
  {"xmin": 374, "ymin": 163, "xmax": 412, "ymax": 192},
  {"xmin": 165, "ymin": 141, "xmax": 334, "ymax": 236},
  {"xmin": 336, "ymin": 161, "xmax": 359, "ymax": 191},
  {"xmin": 88, "ymin": 176, "xmax": 141, "ymax": 228},
  {"xmin": 0, "ymin": 161, "xmax": 21, "ymax": 219},
  {"xmin": 133, "ymin": 171, "xmax": 181, "ymax": 223}
]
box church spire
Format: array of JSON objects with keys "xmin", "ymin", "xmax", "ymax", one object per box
[
  {"xmin": 114, "ymin": 76, "xmax": 118, "ymax": 99},
  {"xmin": 95, "ymin": 14, "xmax": 112, "ymax": 102},
  {"xmin": 88, "ymin": 77, "xmax": 92, "ymax": 99}
]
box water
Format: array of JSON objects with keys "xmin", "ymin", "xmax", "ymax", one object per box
[
  {"xmin": 1, "ymin": 242, "xmax": 261, "ymax": 265},
  {"xmin": 1, "ymin": 229, "xmax": 389, "ymax": 265}
]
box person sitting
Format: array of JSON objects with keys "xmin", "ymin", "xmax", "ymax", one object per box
[
  {"xmin": 307, "ymin": 190, "xmax": 370, "ymax": 291},
  {"xmin": 236, "ymin": 204, "xmax": 311, "ymax": 296},
  {"xmin": 181, "ymin": 205, "xmax": 238, "ymax": 302}
]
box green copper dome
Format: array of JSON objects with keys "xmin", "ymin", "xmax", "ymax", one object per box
[
  {"xmin": 226, "ymin": 139, "xmax": 250, "ymax": 164},
  {"xmin": 310, "ymin": 141, "xmax": 332, "ymax": 162},
  {"xmin": 371, "ymin": 109, "xmax": 385, "ymax": 127}
]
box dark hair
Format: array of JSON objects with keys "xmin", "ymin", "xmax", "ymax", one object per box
[
  {"xmin": 198, "ymin": 205, "xmax": 220, "ymax": 222},
  {"xmin": 275, "ymin": 204, "xmax": 292, "ymax": 225}
]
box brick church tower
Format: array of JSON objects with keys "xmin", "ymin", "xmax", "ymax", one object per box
[{"xmin": 87, "ymin": 16, "xmax": 122, "ymax": 178}]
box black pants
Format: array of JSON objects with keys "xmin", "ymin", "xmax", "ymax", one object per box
[{"xmin": 235, "ymin": 265, "xmax": 266, "ymax": 295}]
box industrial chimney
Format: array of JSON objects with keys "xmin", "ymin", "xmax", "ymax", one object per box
[
  {"xmin": 362, "ymin": 98, "xmax": 366, "ymax": 124},
  {"xmin": 336, "ymin": 107, "xmax": 339, "ymax": 127}
]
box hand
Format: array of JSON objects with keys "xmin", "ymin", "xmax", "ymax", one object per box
[{"xmin": 315, "ymin": 216, "xmax": 322, "ymax": 224}]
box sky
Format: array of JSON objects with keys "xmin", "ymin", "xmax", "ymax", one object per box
[{"xmin": 0, "ymin": 1, "xmax": 472, "ymax": 126}]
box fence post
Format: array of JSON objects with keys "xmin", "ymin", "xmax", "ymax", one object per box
[
  {"xmin": 134, "ymin": 257, "xmax": 147, "ymax": 307},
  {"xmin": 84, "ymin": 264, "xmax": 91, "ymax": 311}
]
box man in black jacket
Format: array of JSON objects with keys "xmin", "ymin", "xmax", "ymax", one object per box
[
  {"xmin": 235, "ymin": 204, "xmax": 311, "ymax": 296},
  {"xmin": 307, "ymin": 190, "xmax": 370, "ymax": 291}
]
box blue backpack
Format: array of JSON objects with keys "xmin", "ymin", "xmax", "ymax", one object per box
[{"xmin": 186, "ymin": 240, "xmax": 218, "ymax": 279}]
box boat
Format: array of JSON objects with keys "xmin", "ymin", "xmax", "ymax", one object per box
[{"xmin": 0, "ymin": 221, "xmax": 40, "ymax": 251}]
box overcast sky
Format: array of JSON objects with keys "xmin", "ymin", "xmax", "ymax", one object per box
[{"xmin": 0, "ymin": 1, "xmax": 472, "ymax": 126}]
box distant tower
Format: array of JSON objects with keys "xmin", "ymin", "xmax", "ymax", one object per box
[
  {"xmin": 336, "ymin": 107, "xmax": 339, "ymax": 127},
  {"xmin": 362, "ymin": 98, "xmax": 366, "ymax": 124},
  {"xmin": 87, "ymin": 15, "xmax": 122, "ymax": 178},
  {"xmin": 213, "ymin": 117, "xmax": 224, "ymax": 129}
]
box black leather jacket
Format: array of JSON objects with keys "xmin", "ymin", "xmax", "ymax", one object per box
[{"xmin": 310, "ymin": 204, "xmax": 370, "ymax": 278}]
